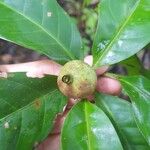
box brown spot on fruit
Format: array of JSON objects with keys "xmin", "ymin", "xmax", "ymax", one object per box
[{"xmin": 57, "ymin": 60, "xmax": 97, "ymax": 99}]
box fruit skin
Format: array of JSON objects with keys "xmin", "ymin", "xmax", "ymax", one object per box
[{"xmin": 57, "ymin": 60, "xmax": 97, "ymax": 99}]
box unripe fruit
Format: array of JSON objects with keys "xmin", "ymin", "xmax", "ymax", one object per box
[{"xmin": 57, "ymin": 60, "xmax": 97, "ymax": 99}]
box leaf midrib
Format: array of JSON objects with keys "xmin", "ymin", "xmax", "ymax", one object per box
[
  {"xmin": 84, "ymin": 102, "xmax": 92, "ymax": 150},
  {"xmin": 98, "ymin": 100, "xmax": 132, "ymax": 150},
  {"xmin": 120, "ymin": 78, "xmax": 150, "ymax": 100},
  {"xmin": 0, "ymin": 2, "xmax": 75, "ymax": 60},
  {"xmin": 94, "ymin": 0, "xmax": 140, "ymax": 67},
  {"xmin": 120, "ymin": 78, "xmax": 150, "ymax": 145}
]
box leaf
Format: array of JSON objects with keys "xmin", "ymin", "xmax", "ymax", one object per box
[
  {"xmin": 92, "ymin": 0, "xmax": 150, "ymax": 67},
  {"xmin": 0, "ymin": 0, "xmax": 83, "ymax": 63},
  {"xmin": 0, "ymin": 73, "xmax": 67, "ymax": 150},
  {"xmin": 119, "ymin": 54, "xmax": 150, "ymax": 78},
  {"xmin": 120, "ymin": 55, "xmax": 142, "ymax": 75},
  {"xmin": 95, "ymin": 93, "xmax": 149, "ymax": 150},
  {"xmin": 142, "ymin": 69, "xmax": 150, "ymax": 79},
  {"xmin": 119, "ymin": 76, "xmax": 150, "ymax": 145},
  {"xmin": 61, "ymin": 100, "xmax": 123, "ymax": 150}
]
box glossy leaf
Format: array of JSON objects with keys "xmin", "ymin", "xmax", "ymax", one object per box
[
  {"xmin": 0, "ymin": 73, "xmax": 67, "ymax": 149},
  {"xmin": 92, "ymin": 0, "xmax": 150, "ymax": 67},
  {"xmin": 95, "ymin": 93, "xmax": 149, "ymax": 150},
  {"xmin": 119, "ymin": 76, "xmax": 150, "ymax": 145},
  {"xmin": 61, "ymin": 100, "xmax": 123, "ymax": 150},
  {"xmin": 0, "ymin": 0, "xmax": 83, "ymax": 63}
]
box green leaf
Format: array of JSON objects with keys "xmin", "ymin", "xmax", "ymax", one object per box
[
  {"xmin": 119, "ymin": 54, "xmax": 150, "ymax": 78},
  {"xmin": 0, "ymin": 0, "xmax": 83, "ymax": 63},
  {"xmin": 92, "ymin": 0, "xmax": 150, "ymax": 67},
  {"xmin": 142, "ymin": 69, "xmax": 150, "ymax": 79},
  {"xmin": 95, "ymin": 94, "xmax": 149, "ymax": 150},
  {"xmin": 61, "ymin": 100, "xmax": 123, "ymax": 150},
  {"xmin": 119, "ymin": 76, "xmax": 150, "ymax": 145},
  {"xmin": 120, "ymin": 55, "xmax": 142, "ymax": 75},
  {"xmin": 0, "ymin": 73, "xmax": 67, "ymax": 150}
]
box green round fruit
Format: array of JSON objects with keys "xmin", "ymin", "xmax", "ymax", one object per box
[{"xmin": 57, "ymin": 60, "xmax": 97, "ymax": 99}]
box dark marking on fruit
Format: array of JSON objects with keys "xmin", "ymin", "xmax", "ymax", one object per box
[{"xmin": 62, "ymin": 74, "xmax": 73, "ymax": 85}]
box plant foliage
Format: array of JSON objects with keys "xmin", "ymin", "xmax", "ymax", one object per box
[{"xmin": 0, "ymin": 0, "xmax": 149, "ymax": 149}]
